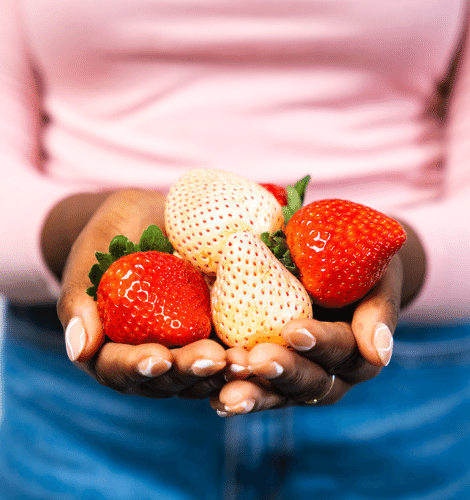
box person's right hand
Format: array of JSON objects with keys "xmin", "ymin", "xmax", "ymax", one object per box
[{"xmin": 55, "ymin": 189, "xmax": 227, "ymax": 399}]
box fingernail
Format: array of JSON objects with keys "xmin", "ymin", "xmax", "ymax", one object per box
[
  {"xmin": 190, "ymin": 359, "xmax": 224, "ymax": 377},
  {"xmin": 216, "ymin": 409, "xmax": 233, "ymax": 418},
  {"xmin": 374, "ymin": 323, "xmax": 393, "ymax": 366},
  {"xmin": 285, "ymin": 328, "xmax": 316, "ymax": 351},
  {"xmin": 137, "ymin": 357, "xmax": 172, "ymax": 377},
  {"xmin": 224, "ymin": 364, "xmax": 250, "ymax": 381},
  {"xmin": 252, "ymin": 361, "xmax": 284, "ymax": 379},
  {"xmin": 65, "ymin": 317, "xmax": 86, "ymax": 361},
  {"xmin": 230, "ymin": 364, "xmax": 248, "ymax": 373},
  {"xmin": 225, "ymin": 399, "xmax": 255, "ymax": 414}
]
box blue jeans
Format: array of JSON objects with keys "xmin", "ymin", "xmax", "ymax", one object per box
[{"xmin": 1, "ymin": 303, "xmax": 469, "ymax": 500}]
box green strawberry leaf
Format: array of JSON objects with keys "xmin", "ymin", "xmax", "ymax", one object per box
[
  {"xmin": 95, "ymin": 251, "xmax": 113, "ymax": 272},
  {"xmin": 87, "ymin": 263, "xmax": 105, "ymax": 300},
  {"xmin": 260, "ymin": 229, "xmax": 300, "ymax": 276},
  {"xmin": 86, "ymin": 225, "xmax": 173, "ymax": 300},
  {"xmin": 109, "ymin": 235, "xmax": 131, "ymax": 261},
  {"xmin": 293, "ymin": 174, "xmax": 311, "ymax": 205},
  {"xmin": 139, "ymin": 224, "xmax": 174, "ymax": 253},
  {"xmin": 287, "ymin": 185, "xmax": 302, "ymax": 212},
  {"xmin": 125, "ymin": 240, "xmax": 139, "ymax": 255},
  {"xmin": 283, "ymin": 175, "xmax": 310, "ymax": 225},
  {"xmin": 260, "ymin": 232, "xmax": 271, "ymax": 247},
  {"xmin": 88, "ymin": 263, "xmax": 104, "ymax": 288}
]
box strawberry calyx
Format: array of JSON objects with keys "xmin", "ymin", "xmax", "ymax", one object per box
[
  {"xmin": 260, "ymin": 175, "xmax": 310, "ymax": 275},
  {"xmin": 86, "ymin": 224, "xmax": 173, "ymax": 300},
  {"xmin": 260, "ymin": 230, "xmax": 298, "ymax": 275},
  {"xmin": 282, "ymin": 175, "xmax": 311, "ymax": 225}
]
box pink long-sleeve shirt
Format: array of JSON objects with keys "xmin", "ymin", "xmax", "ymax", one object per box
[{"xmin": 1, "ymin": 0, "xmax": 469, "ymax": 324}]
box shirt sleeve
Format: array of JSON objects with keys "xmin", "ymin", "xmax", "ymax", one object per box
[
  {"xmin": 397, "ymin": 12, "xmax": 470, "ymax": 325},
  {"xmin": 0, "ymin": 0, "xmax": 88, "ymax": 304}
]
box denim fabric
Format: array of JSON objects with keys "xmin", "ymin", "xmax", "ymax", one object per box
[{"xmin": 1, "ymin": 304, "xmax": 469, "ymax": 500}]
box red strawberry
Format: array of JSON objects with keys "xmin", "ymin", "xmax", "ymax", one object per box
[
  {"xmin": 87, "ymin": 226, "xmax": 211, "ymax": 346},
  {"xmin": 284, "ymin": 199, "xmax": 407, "ymax": 308},
  {"xmin": 260, "ymin": 183, "xmax": 288, "ymax": 206}
]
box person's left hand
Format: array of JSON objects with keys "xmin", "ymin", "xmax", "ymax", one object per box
[
  {"xmin": 210, "ymin": 254, "xmax": 402, "ymax": 416},
  {"xmin": 56, "ymin": 189, "xmax": 228, "ymax": 400}
]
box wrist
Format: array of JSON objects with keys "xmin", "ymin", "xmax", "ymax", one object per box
[
  {"xmin": 40, "ymin": 190, "xmax": 114, "ymax": 280},
  {"xmin": 41, "ymin": 188, "xmax": 167, "ymax": 281}
]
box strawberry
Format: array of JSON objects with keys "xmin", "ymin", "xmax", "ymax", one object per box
[
  {"xmin": 284, "ymin": 199, "xmax": 407, "ymax": 308},
  {"xmin": 87, "ymin": 225, "xmax": 211, "ymax": 347},
  {"xmin": 260, "ymin": 183, "xmax": 288, "ymax": 206},
  {"xmin": 164, "ymin": 168, "xmax": 285, "ymax": 276},
  {"xmin": 211, "ymin": 231, "xmax": 312, "ymax": 349}
]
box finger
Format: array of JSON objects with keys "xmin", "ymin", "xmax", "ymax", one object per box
[
  {"xmin": 173, "ymin": 339, "xmax": 227, "ymax": 376},
  {"xmin": 225, "ymin": 347, "xmax": 251, "ymax": 380},
  {"xmin": 57, "ymin": 220, "xmax": 113, "ymax": 362},
  {"xmin": 351, "ymin": 254, "xmax": 403, "ymax": 367},
  {"xmin": 211, "ymin": 379, "xmax": 287, "ymax": 416},
  {"xmin": 147, "ymin": 339, "xmax": 226, "ymax": 395},
  {"xmin": 247, "ymin": 343, "xmax": 351, "ymax": 404},
  {"xmin": 282, "ymin": 317, "xmax": 355, "ymax": 363},
  {"xmin": 176, "ymin": 372, "xmax": 226, "ymax": 399},
  {"xmin": 282, "ymin": 318, "xmax": 379, "ymax": 384},
  {"xmin": 85, "ymin": 341, "xmax": 173, "ymax": 393},
  {"xmin": 58, "ymin": 291, "xmax": 105, "ymax": 362}
]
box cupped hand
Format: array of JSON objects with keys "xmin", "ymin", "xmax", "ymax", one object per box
[
  {"xmin": 57, "ymin": 189, "xmax": 227, "ymax": 399},
  {"xmin": 210, "ymin": 254, "xmax": 403, "ymax": 416}
]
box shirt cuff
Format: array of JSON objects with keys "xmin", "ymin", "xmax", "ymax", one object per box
[{"xmin": 1, "ymin": 175, "xmax": 97, "ymax": 304}]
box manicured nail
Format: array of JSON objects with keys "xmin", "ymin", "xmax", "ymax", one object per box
[
  {"xmin": 190, "ymin": 359, "xmax": 224, "ymax": 376},
  {"xmin": 224, "ymin": 363, "xmax": 250, "ymax": 381},
  {"xmin": 137, "ymin": 357, "xmax": 172, "ymax": 377},
  {"xmin": 374, "ymin": 323, "xmax": 393, "ymax": 366},
  {"xmin": 252, "ymin": 361, "xmax": 284, "ymax": 379},
  {"xmin": 216, "ymin": 409, "xmax": 233, "ymax": 418},
  {"xmin": 65, "ymin": 317, "xmax": 86, "ymax": 361},
  {"xmin": 225, "ymin": 399, "xmax": 255, "ymax": 414},
  {"xmin": 285, "ymin": 328, "xmax": 316, "ymax": 351},
  {"xmin": 230, "ymin": 364, "xmax": 247, "ymax": 373}
]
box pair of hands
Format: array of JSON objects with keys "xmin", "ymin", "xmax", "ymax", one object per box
[{"xmin": 56, "ymin": 190, "xmax": 403, "ymax": 416}]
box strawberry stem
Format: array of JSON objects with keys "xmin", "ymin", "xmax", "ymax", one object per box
[{"xmin": 86, "ymin": 225, "xmax": 173, "ymax": 300}]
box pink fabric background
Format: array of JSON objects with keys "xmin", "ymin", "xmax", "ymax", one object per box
[{"xmin": 0, "ymin": 0, "xmax": 469, "ymax": 324}]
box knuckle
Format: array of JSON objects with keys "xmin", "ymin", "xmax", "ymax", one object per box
[
  {"xmin": 329, "ymin": 346, "xmax": 367, "ymax": 375},
  {"xmin": 56, "ymin": 291, "xmax": 70, "ymax": 324},
  {"xmin": 288, "ymin": 373, "xmax": 331, "ymax": 404}
]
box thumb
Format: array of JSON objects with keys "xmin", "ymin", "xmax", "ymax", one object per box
[
  {"xmin": 55, "ymin": 189, "xmax": 167, "ymax": 363},
  {"xmin": 57, "ymin": 223, "xmax": 107, "ymax": 362},
  {"xmin": 351, "ymin": 255, "xmax": 403, "ymax": 367},
  {"xmin": 58, "ymin": 289, "xmax": 105, "ymax": 362}
]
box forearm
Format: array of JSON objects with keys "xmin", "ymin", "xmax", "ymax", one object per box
[
  {"xmin": 396, "ymin": 220, "xmax": 426, "ymax": 310},
  {"xmin": 40, "ymin": 189, "xmax": 167, "ymax": 281}
]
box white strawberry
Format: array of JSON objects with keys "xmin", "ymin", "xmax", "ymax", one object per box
[
  {"xmin": 211, "ymin": 231, "xmax": 313, "ymax": 349},
  {"xmin": 164, "ymin": 168, "xmax": 284, "ymax": 276}
]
